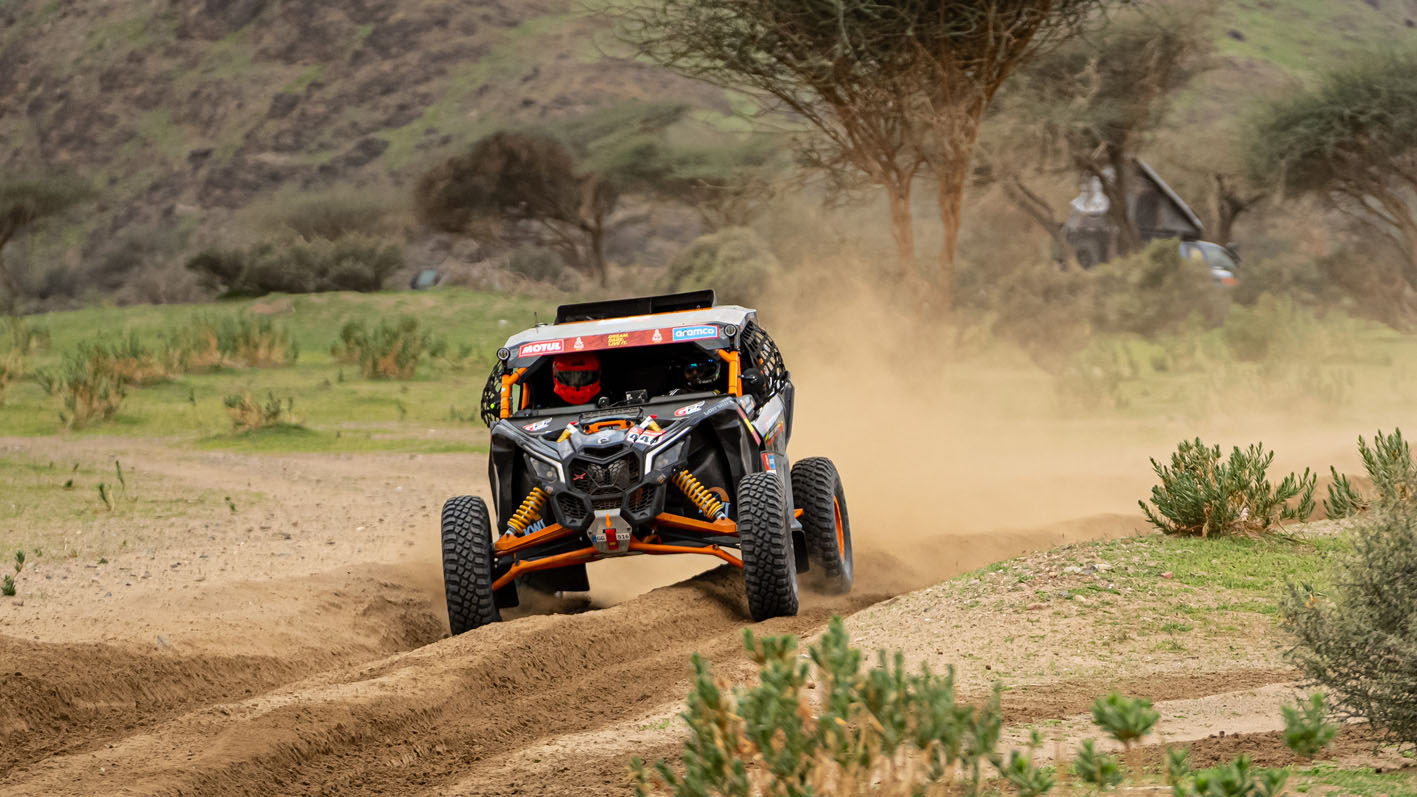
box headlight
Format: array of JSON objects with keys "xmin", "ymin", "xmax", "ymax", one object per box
[
  {"xmin": 646, "ymin": 436, "xmax": 690, "ymax": 472},
  {"xmin": 526, "ymin": 455, "xmax": 561, "ymax": 483}
]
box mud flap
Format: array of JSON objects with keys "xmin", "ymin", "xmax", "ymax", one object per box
[{"xmin": 792, "ymin": 529, "xmax": 810, "ymax": 573}]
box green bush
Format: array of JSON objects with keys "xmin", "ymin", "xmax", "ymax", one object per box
[
  {"xmin": 34, "ymin": 342, "xmax": 129, "ymax": 429},
  {"xmin": 664, "ymin": 227, "xmax": 779, "ymax": 306},
  {"xmin": 224, "ymin": 391, "xmax": 300, "ymax": 431},
  {"xmin": 1090, "ymin": 239, "xmax": 1228, "ymax": 338},
  {"xmin": 165, "ymin": 314, "xmax": 298, "ymax": 370},
  {"xmin": 1281, "ymin": 693, "xmax": 1338, "ymax": 760},
  {"xmin": 1281, "ymin": 506, "xmax": 1417, "ymax": 748},
  {"xmin": 633, "ymin": 617, "xmax": 1010, "ymax": 796},
  {"xmin": 1325, "ymin": 429, "xmax": 1415, "ymax": 517},
  {"xmin": 1140, "ymin": 438, "xmax": 1316, "ymax": 537},
  {"xmin": 1176, "ymin": 755, "xmax": 1288, "ymax": 797},
  {"xmin": 186, "ymin": 236, "xmax": 403, "ymax": 297},
  {"xmin": 332, "ymin": 316, "xmax": 442, "ymax": 379}
]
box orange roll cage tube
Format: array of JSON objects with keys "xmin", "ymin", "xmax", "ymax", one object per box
[
  {"xmin": 499, "ymin": 367, "xmax": 527, "ymax": 420},
  {"xmin": 715, "ymin": 349, "xmax": 742, "ymax": 396}
]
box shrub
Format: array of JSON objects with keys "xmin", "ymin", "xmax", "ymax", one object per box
[
  {"xmin": 1281, "ymin": 694, "xmax": 1338, "ymax": 760},
  {"xmin": 0, "ymin": 349, "xmax": 20, "ymax": 403},
  {"xmin": 224, "ymin": 391, "xmax": 299, "ymax": 431},
  {"xmin": 34, "ymin": 343, "xmax": 128, "ymax": 429},
  {"xmin": 1325, "ymin": 429, "xmax": 1415, "ymax": 517},
  {"xmin": 186, "ymin": 236, "xmax": 403, "ymax": 297},
  {"xmin": 1090, "ymin": 239, "xmax": 1228, "ymax": 338},
  {"xmin": 1281, "ymin": 506, "xmax": 1417, "ymax": 747},
  {"xmin": 1072, "ymin": 739, "xmax": 1123, "ymax": 790},
  {"xmin": 506, "ymin": 245, "xmax": 566, "ymax": 284},
  {"xmin": 332, "ymin": 316, "xmax": 441, "ymax": 379},
  {"xmin": 664, "ymin": 227, "xmax": 779, "ymax": 306},
  {"xmin": 987, "ymin": 262, "xmax": 1093, "ymax": 367},
  {"xmin": 1091, "ymin": 693, "xmax": 1159, "ymax": 767},
  {"xmin": 255, "ymin": 188, "xmax": 400, "ymax": 241},
  {"xmin": 1175, "ymin": 755, "xmax": 1288, "ymax": 797},
  {"xmin": 633, "ymin": 617, "xmax": 1011, "ymax": 796},
  {"xmin": 1219, "ymin": 294, "xmax": 1351, "ymax": 364},
  {"xmin": 165, "ymin": 315, "xmax": 298, "ymax": 370},
  {"xmin": 1140, "ymin": 438, "xmax": 1316, "ymax": 537}
]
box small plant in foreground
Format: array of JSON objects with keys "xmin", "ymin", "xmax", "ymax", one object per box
[
  {"xmin": 1001, "ymin": 731, "xmax": 1055, "ymax": 796},
  {"xmin": 1073, "ymin": 738, "xmax": 1122, "ymax": 790},
  {"xmin": 331, "ymin": 316, "xmax": 442, "ymax": 379},
  {"xmin": 1282, "ymin": 693, "xmax": 1338, "ymax": 761},
  {"xmin": 1324, "ymin": 429, "xmax": 1415, "ymax": 517},
  {"xmin": 1174, "ymin": 754, "xmax": 1288, "ymax": 797},
  {"xmin": 1, "ymin": 574, "xmax": 14, "ymax": 597},
  {"xmin": 13, "ymin": 550, "xmax": 25, "ymax": 574},
  {"xmin": 1092, "ymin": 692, "xmax": 1159, "ymax": 768},
  {"xmin": 1166, "ymin": 747, "xmax": 1192, "ymax": 789},
  {"xmin": 1281, "ymin": 506, "xmax": 1417, "ymax": 748},
  {"xmin": 632, "ymin": 617, "xmax": 1012, "ymax": 796},
  {"xmin": 223, "ymin": 391, "xmax": 300, "ymax": 431},
  {"xmin": 98, "ymin": 482, "xmax": 113, "ymax": 511},
  {"xmin": 1140, "ymin": 438, "xmax": 1315, "ymax": 537}
]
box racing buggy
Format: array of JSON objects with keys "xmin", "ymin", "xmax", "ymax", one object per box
[{"xmin": 440, "ymin": 290, "xmax": 853, "ymax": 633}]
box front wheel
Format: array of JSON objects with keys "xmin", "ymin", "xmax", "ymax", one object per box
[
  {"xmin": 738, "ymin": 472, "xmax": 799, "ymax": 621},
  {"xmin": 441, "ymin": 495, "xmax": 500, "ymax": 634},
  {"xmin": 791, "ymin": 457, "xmax": 853, "ymax": 595}
]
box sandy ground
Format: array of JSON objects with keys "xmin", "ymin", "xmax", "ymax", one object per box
[{"xmin": 0, "ymin": 407, "xmax": 1411, "ymax": 794}]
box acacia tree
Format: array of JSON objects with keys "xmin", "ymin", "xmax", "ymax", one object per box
[
  {"xmin": 417, "ymin": 104, "xmax": 774, "ymax": 286},
  {"xmin": 621, "ymin": 0, "xmax": 1117, "ymax": 306},
  {"xmin": 0, "ymin": 174, "xmax": 93, "ymax": 310},
  {"xmin": 1250, "ymin": 53, "xmax": 1417, "ymax": 290},
  {"xmin": 983, "ymin": 8, "xmax": 1211, "ymax": 257}
]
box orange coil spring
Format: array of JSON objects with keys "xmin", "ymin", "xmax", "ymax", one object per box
[
  {"xmin": 673, "ymin": 471, "xmax": 726, "ymax": 520},
  {"xmin": 507, "ymin": 487, "xmax": 549, "ymax": 534}
]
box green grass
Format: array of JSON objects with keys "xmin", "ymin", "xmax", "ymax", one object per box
[
  {"xmin": 1291, "ymin": 764, "xmax": 1417, "ymax": 797},
  {"xmin": 1, "ymin": 288, "xmax": 550, "ymax": 451},
  {"xmin": 0, "ymin": 455, "xmax": 259, "ymax": 558}
]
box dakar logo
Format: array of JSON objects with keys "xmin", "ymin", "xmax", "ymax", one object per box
[
  {"xmin": 518, "ymin": 340, "xmax": 564, "ymax": 356},
  {"xmin": 573, "ymin": 337, "xmax": 585, "ymax": 350},
  {"xmin": 651, "ymin": 329, "xmax": 663, "ymax": 343}
]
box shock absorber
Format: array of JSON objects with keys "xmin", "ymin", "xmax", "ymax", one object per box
[
  {"xmin": 506, "ymin": 487, "xmax": 549, "ymax": 535},
  {"xmin": 673, "ymin": 470, "xmax": 727, "ymax": 520}
]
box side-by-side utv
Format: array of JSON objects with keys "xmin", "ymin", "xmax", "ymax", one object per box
[{"xmin": 440, "ymin": 290, "xmax": 852, "ymax": 633}]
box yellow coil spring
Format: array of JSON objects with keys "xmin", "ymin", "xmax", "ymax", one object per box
[
  {"xmin": 673, "ymin": 470, "xmax": 726, "ymax": 520},
  {"xmin": 507, "ymin": 487, "xmax": 549, "ymax": 534}
]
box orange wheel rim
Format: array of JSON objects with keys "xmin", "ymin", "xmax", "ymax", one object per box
[{"xmin": 833, "ymin": 497, "xmax": 845, "ymax": 556}]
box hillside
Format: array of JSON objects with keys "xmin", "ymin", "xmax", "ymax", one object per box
[
  {"xmin": 0, "ymin": 0, "xmax": 724, "ymax": 298},
  {"xmin": 1, "ymin": 0, "xmax": 1416, "ymax": 304}
]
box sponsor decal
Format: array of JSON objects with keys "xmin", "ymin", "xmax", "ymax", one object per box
[
  {"xmin": 508, "ymin": 518, "xmax": 546, "ymax": 537},
  {"xmin": 518, "ymin": 339, "xmax": 564, "ymax": 357},
  {"xmin": 627, "ymin": 427, "xmax": 666, "ymax": 446},
  {"xmin": 608, "ymin": 332, "xmax": 630, "ymax": 347},
  {"xmin": 765, "ymin": 420, "xmax": 784, "ymax": 447},
  {"xmin": 761, "ymin": 452, "xmax": 779, "ymax": 473},
  {"xmin": 674, "ymin": 400, "xmax": 706, "ymax": 418},
  {"xmin": 672, "ymin": 325, "xmax": 719, "ymax": 342},
  {"xmin": 573, "ymin": 336, "xmax": 585, "ymax": 350},
  {"xmin": 522, "ymin": 418, "xmax": 553, "ymax": 433},
  {"xmin": 651, "ymin": 329, "xmax": 663, "ymax": 343}
]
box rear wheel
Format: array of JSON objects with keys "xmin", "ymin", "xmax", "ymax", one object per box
[
  {"xmin": 791, "ymin": 457, "xmax": 853, "ymax": 594},
  {"xmin": 738, "ymin": 472, "xmax": 799, "ymax": 621},
  {"xmin": 441, "ymin": 495, "xmax": 500, "ymax": 634}
]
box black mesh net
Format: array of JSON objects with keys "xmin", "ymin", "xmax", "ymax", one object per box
[
  {"xmin": 740, "ymin": 321, "xmax": 788, "ymax": 396},
  {"xmin": 480, "ymin": 360, "xmax": 508, "ymax": 427}
]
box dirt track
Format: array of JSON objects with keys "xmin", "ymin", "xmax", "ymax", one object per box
[
  {"xmin": 11, "ymin": 419, "xmax": 1390, "ymax": 794},
  {"xmin": 0, "ymin": 433, "xmax": 1163, "ymax": 796}
]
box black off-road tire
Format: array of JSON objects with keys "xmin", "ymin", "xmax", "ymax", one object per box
[
  {"xmin": 441, "ymin": 495, "xmax": 501, "ymax": 634},
  {"xmin": 738, "ymin": 472, "xmax": 799, "ymax": 621},
  {"xmin": 791, "ymin": 457, "xmax": 853, "ymax": 595}
]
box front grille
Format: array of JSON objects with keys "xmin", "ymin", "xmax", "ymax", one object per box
[
  {"xmin": 570, "ymin": 454, "xmax": 638, "ymax": 498},
  {"xmin": 592, "ymin": 498, "xmax": 620, "ymax": 511},
  {"xmin": 627, "ymin": 485, "xmax": 657, "ymax": 514},
  {"xmin": 556, "ymin": 493, "xmax": 588, "ymax": 526}
]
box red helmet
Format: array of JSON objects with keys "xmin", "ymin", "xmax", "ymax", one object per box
[{"xmin": 552, "ymin": 352, "xmax": 600, "ymax": 405}]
